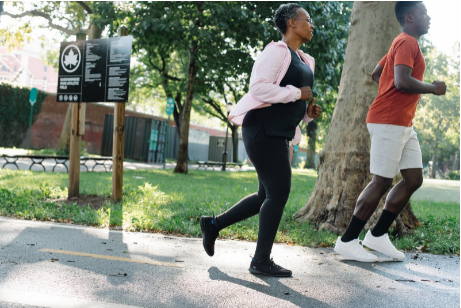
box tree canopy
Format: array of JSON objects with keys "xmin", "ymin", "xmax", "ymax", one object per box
[
  {"xmin": 414, "ymin": 41, "xmax": 460, "ymax": 174},
  {"xmin": 93, "ymin": 1, "xmax": 352, "ymax": 167}
]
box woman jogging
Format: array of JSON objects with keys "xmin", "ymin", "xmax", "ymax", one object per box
[{"xmin": 200, "ymin": 3, "xmax": 322, "ymax": 277}]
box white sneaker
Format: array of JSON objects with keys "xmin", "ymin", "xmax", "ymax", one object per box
[
  {"xmin": 362, "ymin": 230, "xmax": 405, "ymax": 261},
  {"xmin": 334, "ymin": 236, "xmax": 378, "ymax": 262}
]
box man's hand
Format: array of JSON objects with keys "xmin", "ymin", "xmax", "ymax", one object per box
[
  {"xmin": 307, "ymin": 98, "xmax": 321, "ymax": 119},
  {"xmin": 300, "ymin": 86, "xmax": 312, "ymax": 101},
  {"xmin": 432, "ymin": 80, "xmax": 447, "ymax": 95}
]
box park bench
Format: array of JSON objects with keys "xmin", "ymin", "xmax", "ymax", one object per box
[
  {"xmin": 0, "ymin": 154, "xmax": 113, "ymax": 172},
  {"xmin": 197, "ymin": 161, "xmax": 243, "ymax": 171}
]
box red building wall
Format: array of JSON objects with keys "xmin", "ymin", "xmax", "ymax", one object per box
[
  {"xmin": 21, "ymin": 94, "xmax": 166, "ymax": 154},
  {"xmin": 21, "ymin": 94, "xmax": 228, "ymax": 154}
]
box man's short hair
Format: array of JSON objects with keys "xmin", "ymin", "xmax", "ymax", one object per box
[
  {"xmin": 274, "ymin": 3, "xmax": 303, "ymax": 35},
  {"xmin": 395, "ymin": 1, "xmax": 423, "ymax": 26}
]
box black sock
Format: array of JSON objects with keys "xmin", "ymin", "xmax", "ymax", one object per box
[
  {"xmin": 371, "ymin": 209, "xmax": 398, "ymax": 237},
  {"xmin": 341, "ymin": 215, "xmax": 367, "ymax": 242}
]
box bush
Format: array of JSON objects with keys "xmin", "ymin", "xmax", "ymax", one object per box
[
  {"xmin": 0, "ymin": 83, "xmax": 47, "ymax": 147},
  {"xmin": 447, "ymin": 170, "xmax": 460, "ymax": 180}
]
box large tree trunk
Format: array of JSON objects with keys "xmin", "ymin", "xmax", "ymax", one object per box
[
  {"xmin": 231, "ymin": 125, "xmax": 238, "ymax": 163},
  {"xmin": 174, "ymin": 48, "xmax": 198, "ymax": 174},
  {"xmin": 304, "ymin": 121, "xmax": 317, "ymax": 169},
  {"xmin": 294, "ymin": 2, "xmax": 418, "ymax": 236},
  {"xmin": 173, "ymin": 92, "xmax": 183, "ymax": 139}
]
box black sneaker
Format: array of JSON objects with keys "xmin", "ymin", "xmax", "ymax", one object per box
[
  {"xmin": 249, "ymin": 258, "xmax": 292, "ymax": 277},
  {"xmin": 199, "ymin": 216, "xmax": 220, "ymax": 256}
]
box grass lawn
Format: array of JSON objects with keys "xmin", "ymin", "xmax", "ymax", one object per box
[{"xmin": 0, "ymin": 168, "xmax": 458, "ymax": 255}]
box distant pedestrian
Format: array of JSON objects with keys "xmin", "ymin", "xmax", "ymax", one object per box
[
  {"xmin": 200, "ymin": 3, "xmax": 321, "ymax": 277},
  {"xmin": 334, "ymin": 1, "xmax": 446, "ymax": 262}
]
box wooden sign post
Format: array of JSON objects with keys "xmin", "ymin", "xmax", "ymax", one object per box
[
  {"xmin": 111, "ymin": 25, "xmax": 129, "ymax": 202},
  {"xmin": 58, "ymin": 27, "xmax": 132, "ymax": 200},
  {"xmin": 68, "ymin": 30, "xmax": 87, "ymax": 198}
]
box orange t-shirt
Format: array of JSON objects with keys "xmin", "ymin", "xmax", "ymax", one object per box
[{"xmin": 366, "ymin": 32, "xmax": 426, "ymax": 127}]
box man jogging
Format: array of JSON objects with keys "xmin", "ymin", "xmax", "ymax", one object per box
[{"xmin": 334, "ymin": 1, "xmax": 446, "ymax": 262}]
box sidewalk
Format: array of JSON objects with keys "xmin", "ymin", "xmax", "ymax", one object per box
[{"xmin": 0, "ymin": 217, "xmax": 458, "ymax": 308}]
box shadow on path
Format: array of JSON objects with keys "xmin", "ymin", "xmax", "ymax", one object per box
[{"xmin": 208, "ymin": 266, "xmax": 333, "ymax": 308}]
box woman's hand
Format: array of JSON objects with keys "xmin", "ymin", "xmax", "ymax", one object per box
[
  {"xmin": 300, "ymin": 86, "xmax": 312, "ymax": 101},
  {"xmin": 307, "ymin": 98, "xmax": 321, "ymax": 119}
]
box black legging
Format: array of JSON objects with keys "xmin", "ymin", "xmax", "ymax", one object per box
[{"xmin": 215, "ymin": 126, "xmax": 292, "ymax": 260}]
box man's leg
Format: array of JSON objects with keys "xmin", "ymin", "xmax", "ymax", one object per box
[
  {"xmin": 341, "ymin": 175, "xmax": 393, "ymax": 242},
  {"xmin": 371, "ymin": 168, "xmax": 423, "ymax": 237},
  {"xmin": 369, "ymin": 127, "xmax": 423, "ymax": 237},
  {"xmin": 334, "ymin": 175, "xmax": 393, "ymax": 262}
]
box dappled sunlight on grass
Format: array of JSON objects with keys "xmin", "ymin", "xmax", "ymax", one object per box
[{"xmin": 0, "ymin": 168, "xmax": 458, "ymax": 254}]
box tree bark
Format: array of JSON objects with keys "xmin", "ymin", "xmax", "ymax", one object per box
[
  {"xmin": 173, "ymin": 92, "xmax": 183, "ymax": 139},
  {"xmin": 304, "ymin": 121, "xmax": 317, "ymax": 169},
  {"xmin": 174, "ymin": 48, "xmax": 198, "ymax": 174},
  {"xmin": 294, "ymin": 2, "xmax": 418, "ymax": 236}
]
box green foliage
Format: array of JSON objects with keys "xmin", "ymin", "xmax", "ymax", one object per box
[
  {"xmin": 0, "ymin": 83, "xmax": 47, "ymax": 147},
  {"xmin": 93, "ymin": 2, "xmax": 352, "ymax": 140},
  {"xmin": 414, "ymin": 41, "xmax": 460, "ymax": 165},
  {"xmin": 0, "ymin": 168, "xmax": 458, "ymax": 254},
  {"xmin": 393, "ymin": 200, "xmax": 460, "ymax": 254},
  {"xmin": 447, "ymin": 170, "xmax": 460, "ymax": 180}
]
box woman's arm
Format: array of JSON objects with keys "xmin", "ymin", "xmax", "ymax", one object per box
[
  {"xmin": 249, "ymin": 46, "xmax": 302, "ymax": 103},
  {"xmin": 303, "ymin": 98, "xmax": 321, "ymax": 123}
]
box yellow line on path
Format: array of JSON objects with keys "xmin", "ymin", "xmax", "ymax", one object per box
[{"xmin": 39, "ymin": 249, "xmax": 184, "ymax": 268}]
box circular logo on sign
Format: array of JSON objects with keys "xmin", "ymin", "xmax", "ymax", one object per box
[{"xmin": 61, "ymin": 44, "xmax": 81, "ymax": 73}]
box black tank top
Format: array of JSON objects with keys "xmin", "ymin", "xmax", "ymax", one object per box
[{"xmin": 243, "ymin": 48, "xmax": 314, "ymax": 139}]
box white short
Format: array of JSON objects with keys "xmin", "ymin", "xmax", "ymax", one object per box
[{"xmin": 367, "ymin": 123, "xmax": 423, "ymax": 179}]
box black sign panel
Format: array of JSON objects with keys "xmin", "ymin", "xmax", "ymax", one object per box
[{"xmin": 57, "ymin": 36, "xmax": 132, "ymax": 103}]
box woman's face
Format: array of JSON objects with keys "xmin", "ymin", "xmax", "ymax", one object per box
[{"xmin": 292, "ymin": 9, "xmax": 315, "ymax": 42}]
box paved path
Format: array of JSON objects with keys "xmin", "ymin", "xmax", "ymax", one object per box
[
  {"xmin": 412, "ymin": 179, "xmax": 460, "ymax": 203},
  {"xmin": 0, "ymin": 217, "xmax": 458, "ymax": 308}
]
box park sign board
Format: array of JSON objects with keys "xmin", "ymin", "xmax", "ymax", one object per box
[
  {"xmin": 57, "ymin": 36, "xmax": 133, "ymax": 103},
  {"xmin": 166, "ymin": 97, "xmax": 174, "ymax": 116},
  {"xmin": 29, "ymin": 87, "xmax": 37, "ymax": 105}
]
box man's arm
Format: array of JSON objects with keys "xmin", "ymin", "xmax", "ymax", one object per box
[
  {"xmin": 394, "ymin": 65, "xmax": 446, "ymax": 95},
  {"xmin": 371, "ymin": 63, "xmax": 384, "ymax": 84}
]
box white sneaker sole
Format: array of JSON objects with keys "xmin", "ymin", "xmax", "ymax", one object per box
[
  {"xmin": 334, "ymin": 245, "xmax": 378, "ymax": 263},
  {"xmin": 362, "ymin": 239, "xmax": 405, "ymax": 261}
]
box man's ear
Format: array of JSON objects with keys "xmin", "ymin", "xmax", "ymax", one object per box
[{"xmin": 404, "ymin": 13, "xmax": 414, "ymax": 24}]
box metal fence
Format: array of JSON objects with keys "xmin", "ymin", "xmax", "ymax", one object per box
[
  {"xmin": 166, "ymin": 127, "xmax": 210, "ymax": 161},
  {"xmin": 101, "ymin": 114, "xmax": 167, "ymax": 163},
  {"xmin": 101, "ymin": 114, "xmax": 249, "ymax": 163}
]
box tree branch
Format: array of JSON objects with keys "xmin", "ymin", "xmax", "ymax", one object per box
[
  {"xmin": 203, "ymin": 98, "xmax": 227, "ymax": 122},
  {"xmin": 2, "ymin": 10, "xmax": 77, "ymax": 35},
  {"xmin": 76, "ymin": 1, "xmax": 93, "ymax": 14},
  {"xmin": 225, "ymin": 82, "xmax": 240, "ymax": 103}
]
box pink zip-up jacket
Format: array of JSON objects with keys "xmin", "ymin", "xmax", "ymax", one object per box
[{"xmin": 228, "ymin": 41, "xmax": 315, "ymax": 145}]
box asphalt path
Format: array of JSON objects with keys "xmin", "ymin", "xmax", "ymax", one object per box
[{"xmin": 0, "ymin": 217, "xmax": 458, "ymax": 308}]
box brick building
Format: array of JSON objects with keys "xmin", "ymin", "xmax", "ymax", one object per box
[{"xmin": 0, "ymin": 44, "xmax": 58, "ymax": 93}]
